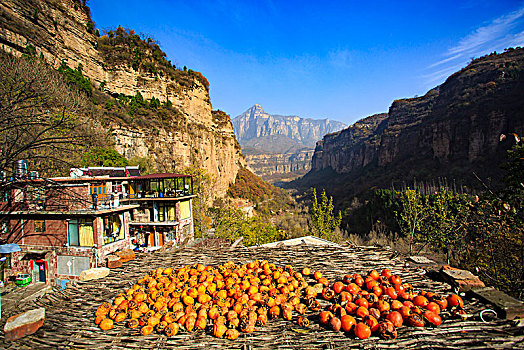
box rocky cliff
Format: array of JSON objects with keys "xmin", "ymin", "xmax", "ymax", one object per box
[
  {"xmin": 311, "ymin": 113, "xmax": 388, "ymax": 173},
  {"xmin": 233, "ymin": 104, "xmax": 345, "ymax": 182},
  {"xmin": 0, "ymin": 0, "xmax": 245, "ymax": 196},
  {"xmin": 298, "ymin": 48, "xmax": 524, "ymax": 199}
]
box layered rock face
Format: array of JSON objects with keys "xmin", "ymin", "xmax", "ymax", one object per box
[
  {"xmin": 0, "ymin": 0, "xmax": 104, "ymax": 84},
  {"xmin": 233, "ymin": 104, "xmax": 345, "ymax": 182},
  {"xmin": 0, "ymin": 0, "xmax": 245, "ymax": 196},
  {"xmin": 246, "ymin": 149, "xmax": 315, "ymax": 183},
  {"xmin": 304, "ymin": 49, "xmax": 524, "ymax": 197}
]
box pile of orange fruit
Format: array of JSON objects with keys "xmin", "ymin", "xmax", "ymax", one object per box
[
  {"xmin": 311, "ymin": 267, "xmax": 465, "ymax": 339},
  {"xmin": 94, "ymin": 261, "xmax": 465, "ymax": 341}
]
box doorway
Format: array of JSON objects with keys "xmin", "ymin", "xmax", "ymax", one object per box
[{"xmin": 33, "ymin": 259, "xmax": 46, "ymax": 283}]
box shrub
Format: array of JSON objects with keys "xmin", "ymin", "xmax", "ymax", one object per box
[
  {"xmin": 81, "ymin": 147, "xmax": 128, "ymax": 167},
  {"xmin": 58, "ymin": 61, "xmax": 92, "ymax": 96},
  {"xmin": 211, "ymin": 206, "xmax": 286, "ymax": 246},
  {"xmin": 227, "ymin": 168, "xmax": 281, "ymax": 203},
  {"xmin": 310, "ymin": 188, "xmax": 342, "ymax": 242}
]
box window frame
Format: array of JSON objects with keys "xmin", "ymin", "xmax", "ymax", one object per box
[
  {"xmin": 34, "ymin": 220, "xmax": 45, "ymax": 232},
  {"xmin": 158, "ymin": 203, "xmax": 165, "ymax": 222},
  {"xmin": 0, "ymin": 221, "xmax": 10, "ymax": 236},
  {"xmin": 67, "ymin": 218, "xmax": 94, "ymax": 247},
  {"xmin": 102, "ymin": 214, "xmax": 124, "ymax": 245},
  {"xmin": 157, "ymin": 203, "xmax": 176, "ymax": 222}
]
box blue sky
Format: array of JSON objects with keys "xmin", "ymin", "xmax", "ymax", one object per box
[{"xmin": 89, "ymin": 0, "xmax": 524, "ymax": 125}]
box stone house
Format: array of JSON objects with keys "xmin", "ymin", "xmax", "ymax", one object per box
[{"xmin": 0, "ymin": 167, "xmax": 195, "ymax": 287}]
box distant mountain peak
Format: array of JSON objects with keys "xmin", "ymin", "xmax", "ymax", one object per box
[
  {"xmin": 244, "ymin": 104, "xmax": 267, "ymax": 117},
  {"xmin": 233, "ymin": 105, "xmax": 346, "ymax": 152}
]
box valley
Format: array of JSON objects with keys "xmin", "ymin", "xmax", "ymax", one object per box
[{"xmin": 0, "ymin": 0, "xmax": 522, "ymax": 309}]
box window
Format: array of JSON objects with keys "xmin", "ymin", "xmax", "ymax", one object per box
[
  {"xmin": 68, "ymin": 219, "xmax": 94, "ymax": 247},
  {"xmin": 112, "ymin": 182, "xmax": 123, "ymax": 193},
  {"xmin": 35, "ymin": 220, "xmax": 45, "ymax": 232},
  {"xmin": 0, "ymin": 189, "xmax": 10, "ymax": 202},
  {"xmin": 158, "ymin": 204, "xmax": 164, "ymax": 222},
  {"xmin": 0, "ymin": 221, "xmax": 9, "ymax": 236},
  {"xmin": 103, "ymin": 214, "xmax": 124, "ymax": 245},
  {"xmin": 165, "ymin": 229, "xmax": 177, "ymax": 242},
  {"xmin": 90, "ymin": 184, "xmax": 107, "ymax": 200},
  {"xmin": 158, "ymin": 204, "xmax": 176, "ymax": 222},
  {"xmin": 26, "ymin": 186, "xmax": 45, "ymax": 209}
]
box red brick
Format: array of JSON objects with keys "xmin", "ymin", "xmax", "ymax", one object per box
[
  {"xmin": 440, "ymin": 267, "xmax": 485, "ymax": 292},
  {"xmin": 116, "ymin": 249, "xmax": 135, "ymax": 263},
  {"xmin": 107, "ymin": 256, "xmax": 122, "ymax": 269},
  {"xmin": 455, "ymin": 278, "xmax": 486, "ymax": 290}
]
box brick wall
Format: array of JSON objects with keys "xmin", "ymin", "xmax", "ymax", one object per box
[{"xmin": 21, "ymin": 219, "xmax": 67, "ymax": 246}]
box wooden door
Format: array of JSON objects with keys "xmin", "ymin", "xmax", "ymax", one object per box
[{"xmin": 148, "ymin": 232, "xmax": 155, "ymax": 247}]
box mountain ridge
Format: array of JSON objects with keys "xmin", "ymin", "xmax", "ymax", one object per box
[
  {"xmin": 293, "ymin": 48, "xmax": 524, "ymax": 201},
  {"xmin": 233, "ymin": 104, "xmax": 346, "ymax": 152}
]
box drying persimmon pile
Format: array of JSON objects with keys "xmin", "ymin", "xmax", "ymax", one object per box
[{"xmin": 94, "ymin": 260, "xmax": 466, "ymax": 340}]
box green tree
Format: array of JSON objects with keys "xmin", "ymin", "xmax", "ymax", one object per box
[
  {"xmin": 462, "ymin": 195, "xmax": 523, "ymax": 298},
  {"xmin": 149, "ymin": 96, "xmax": 161, "ymax": 109},
  {"xmin": 503, "ymin": 141, "xmax": 524, "ymax": 197},
  {"xmin": 128, "ymin": 156, "xmax": 155, "ymax": 175},
  {"xmin": 105, "ymin": 99, "xmax": 115, "ymax": 110},
  {"xmin": 22, "ymin": 44, "xmax": 37, "ymax": 58},
  {"xmin": 132, "ymin": 48, "xmax": 142, "ymax": 71},
  {"xmin": 310, "ymin": 188, "xmax": 342, "ymax": 241},
  {"xmin": 57, "ymin": 62, "xmax": 92, "ymax": 96},
  {"xmin": 460, "ymin": 137, "xmax": 523, "ymax": 297},
  {"xmin": 396, "ymin": 189, "xmax": 430, "ymax": 256},
  {"xmin": 423, "ymin": 190, "xmax": 471, "ymax": 264},
  {"xmin": 81, "ymin": 147, "xmax": 128, "ymax": 167},
  {"xmin": 129, "ymin": 91, "xmax": 145, "ymax": 115}
]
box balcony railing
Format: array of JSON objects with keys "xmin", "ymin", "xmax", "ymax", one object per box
[
  {"xmin": 1, "ymin": 194, "xmax": 130, "ymax": 213},
  {"xmin": 126, "ymin": 190, "xmax": 193, "ymax": 199}
]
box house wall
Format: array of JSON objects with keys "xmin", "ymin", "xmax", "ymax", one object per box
[
  {"xmin": 95, "ymin": 212, "xmax": 133, "ymax": 262},
  {"xmin": 4, "ymin": 245, "xmax": 95, "ymax": 286},
  {"xmin": 46, "ymin": 185, "xmax": 91, "ymax": 210},
  {"xmin": 176, "ymin": 199, "xmax": 194, "ymax": 243},
  {"xmin": 2, "ymin": 212, "xmax": 132, "ymax": 286},
  {"xmin": 128, "ymin": 199, "xmax": 193, "ymax": 248},
  {"xmin": 20, "ymin": 219, "xmax": 68, "ymax": 246}
]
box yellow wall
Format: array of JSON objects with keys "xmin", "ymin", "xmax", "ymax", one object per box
[{"xmin": 179, "ymin": 200, "xmax": 191, "ymax": 220}]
